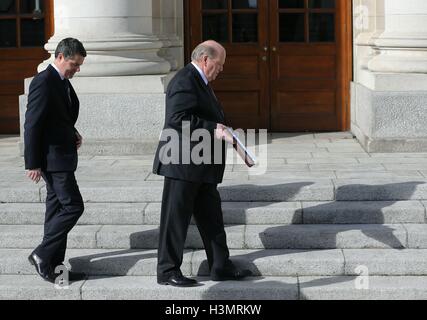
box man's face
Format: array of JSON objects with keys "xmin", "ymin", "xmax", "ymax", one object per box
[
  {"xmin": 202, "ymin": 50, "xmax": 226, "ymax": 82},
  {"xmin": 56, "ymin": 53, "xmax": 85, "ymax": 79}
]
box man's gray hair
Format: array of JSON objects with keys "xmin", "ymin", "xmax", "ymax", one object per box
[
  {"xmin": 55, "ymin": 38, "xmax": 87, "ymax": 59},
  {"xmin": 191, "ymin": 43, "xmax": 218, "ymax": 62}
]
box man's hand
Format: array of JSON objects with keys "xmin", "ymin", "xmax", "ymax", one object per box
[
  {"xmin": 215, "ymin": 123, "xmax": 234, "ymax": 144},
  {"xmin": 27, "ymin": 169, "xmax": 41, "ymax": 184},
  {"xmin": 76, "ymin": 132, "xmax": 83, "ymax": 149}
]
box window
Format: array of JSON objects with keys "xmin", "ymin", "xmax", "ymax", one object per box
[
  {"xmin": 279, "ymin": 0, "xmax": 335, "ymax": 43},
  {"xmin": 0, "ymin": 0, "xmax": 47, "ymax": 48},
  {"xmin": 202, "ymin": 0, "xmax": 259, "ymax": 43}
]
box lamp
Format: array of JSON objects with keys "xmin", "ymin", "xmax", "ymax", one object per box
[{"xmin": 33, "ymin": 0, "xmax": 43, "ymax": 19}]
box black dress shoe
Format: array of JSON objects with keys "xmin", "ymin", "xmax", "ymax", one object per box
[
  {"xmin": 211, "ymin": 268, "xmax": 253, "ymax": 281},
  {"xmin": 28, "ymin": 252, "xmax": 55, "ymax": 283},
  {"xmin": 157, "ymin": 272, "xmax": 198, "ymax": 287}
]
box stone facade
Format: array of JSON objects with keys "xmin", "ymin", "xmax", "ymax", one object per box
[
  {"xmin": 19, "ymin": 0, "xmax": 427, "ymax": 154},
  {"xmin": 352, "ymin": 0, "xmax": 427, "ymax": 152},
  {"xmin": 19, "ymin": 0, "xmax": 183, "ymax": 155}
]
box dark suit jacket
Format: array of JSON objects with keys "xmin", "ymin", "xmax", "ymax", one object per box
[
  {"xmin": 152, "ymin": 63, "xmax": 227, "ymax": 184},
  {"xmin": 24, "ymin": 64, "xmax": 80, "ymax": 172}
]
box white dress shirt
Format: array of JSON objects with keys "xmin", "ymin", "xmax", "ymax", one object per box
[
  {"xmin": 191, "ymin": 62, "xmax": 208, "ymax": 85},
  {"xmin": 51, "ymin": 63, "xmax": 65, "ymax": 80}
]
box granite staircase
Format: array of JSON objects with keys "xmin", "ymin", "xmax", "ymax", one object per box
[{"xmin": 1, "ymin": 133, "xmax": 427, "ymax": 300}]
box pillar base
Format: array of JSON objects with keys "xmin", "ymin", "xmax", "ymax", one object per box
[{"xmin": 351, "ymin": 81, "xmax": 427, "ymax": 152}]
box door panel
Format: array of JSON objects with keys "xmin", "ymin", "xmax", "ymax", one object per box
[
  {"xmin": 0, "ymin": 95, "xmax": 21, "ymax": 133},
  {"xmin": 278, "ymin": 55, "xmax": 336, "ymax": 78},
  {"xmin": 270, "ymin": 0, "xmax": 344, "ymax": 131},
  {"xmin": 221, "ymin": 55, "xmax": 260, "ymax": 78}
]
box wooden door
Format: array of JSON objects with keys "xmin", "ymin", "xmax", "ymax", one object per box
[
  {"xmin": 188, "ymin": 0, "xmax": 270, "ymax": 129},
  {"xmin": 0, "ymin": 0, "xmax": 53, "ymax": 134},
  {"xmin": 186, "ymin": 0, "xmax": 352, "ymax": 131},
  {"xmin": 269, "ymin": 0, "xmax": 351, "ymax": 131}
]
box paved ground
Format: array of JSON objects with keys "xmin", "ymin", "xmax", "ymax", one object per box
[
  {"xmin": 2, "ymin": 132, "xmax": 427, "ymax": 300},
  {"xmin": 4, "ymin": 132, "xmax": 427, "ymax": 182}
]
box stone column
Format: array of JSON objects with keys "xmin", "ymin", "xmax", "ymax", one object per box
[
  {"xmin": 367, "ymin": 4, "xmax": 427, "ymax": 75},
  {"xmin": 20, "ymin": 0, "xmax": 184, "ymax": 155},
  {"xmin": 352, "ymin": 0, "xmax": 427, "ymax": 152},
  {"xmin": 157, "ymin": 0, "xmax": 184, "ymax": 71},
  {"xmin": 39, "ymin": 0, "xmax": 171, "ymax": 76}
]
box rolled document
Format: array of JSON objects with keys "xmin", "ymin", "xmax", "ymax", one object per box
[{"xmin": 226, "ymin": 127, "xmax": 257, "ymax": 167}]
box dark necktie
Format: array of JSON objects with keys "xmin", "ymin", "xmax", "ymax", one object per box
[
  {"xmin": 207, "ymin": 84, "xmax": 218, "ymax": 102},
  {"xmin": 63, "ymin": 79, "xmax": 72, "ymax": 105},
  {"xmin": 207, "ymin": 84, "xmax": 224, "ymax": 118}
]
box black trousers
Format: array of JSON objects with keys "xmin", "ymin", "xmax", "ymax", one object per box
[
  {"xmin": 157, "ymin": 177, "xmax": 231, "ymax": 280},
  {"xmin": 34, "ymin": 171, "xmax": 84, "ymax": 269}
]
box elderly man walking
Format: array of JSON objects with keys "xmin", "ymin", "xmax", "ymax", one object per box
[{"xmin": 152, "ymin": 40, "xmax": 252, "ymax": 287}]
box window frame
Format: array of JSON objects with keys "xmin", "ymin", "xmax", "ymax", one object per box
[{"xmin": 0, "ymin": 0, "xmax": 52, "ymax": 49}]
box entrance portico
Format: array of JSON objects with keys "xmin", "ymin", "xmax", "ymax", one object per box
[{"xmin": 12, "ymin": 0, "xmax": 427, "ymax": 154}]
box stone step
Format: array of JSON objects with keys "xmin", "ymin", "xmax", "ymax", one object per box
[
  {"xmin": 1, "ymin": 224, "xmax": 427, "ymax": 249},
  {"xmin": 300, "ymin": 200, "xmax": 426, "ymax": 224},
  {"xmin": 146, "ymin": 201, "xmax": 426, "ymax": 225},
  {"xmin": 2, "ymin": 248, "xmax": 427, "ymax": 277},
  {"xmin": 2, "ymin": 275, "xmax": 427, "ymax": 300},
  {"xmin": 0, "ymin": 203, "xmax": 148, "ymax": 225},
  {"xmin": 2, "ymin": 201, "xmax": 425, "ymax": 225},
  {"xmin": 3, "ymin": 178, "xmax": 427, "ymax": 203}
]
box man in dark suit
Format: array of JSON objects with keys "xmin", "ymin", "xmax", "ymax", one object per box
[
  {"xmin": 153, "ymin": 40, "xmax": 252, "ymax": 287},
  {"xmin": 24, "ymin": 38, "xmax": 87, "ymax": 284}
]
